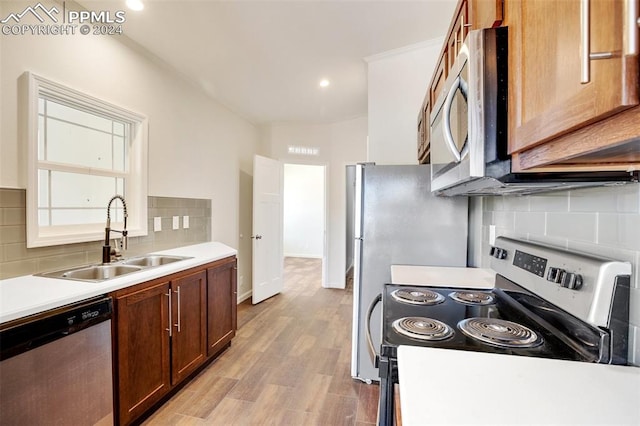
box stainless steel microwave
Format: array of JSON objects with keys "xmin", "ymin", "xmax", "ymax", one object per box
[{"xmin": 430, "ymin": 27, "xmax": 638, "ymax": 196}]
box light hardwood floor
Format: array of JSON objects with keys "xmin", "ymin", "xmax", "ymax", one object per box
[{"xmin": 143, "ymin": 257, "xmax": 379, "ymax": 425}]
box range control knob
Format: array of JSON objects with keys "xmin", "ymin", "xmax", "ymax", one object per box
[
  {"xmin": 561, "ymin": 272, "xmax": 583, "ymax": 290},
  {"xmin": 490, "ymin": 247, "xmax": 508, "ymax": 259},
  {"xmin": 546, "ymin": 267, "xmax": 564, "ymax": 283}
]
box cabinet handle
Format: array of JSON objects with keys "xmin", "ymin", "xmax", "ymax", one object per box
[
  {"xmin": 165, "ymin": 291, "xmax": 172, "ymax": 337},
  {"xmin": 173, "ymin": 287, "xmax": 181, "ymax": 332},
  {"xmin": 580, "ymin": 0, "xmax": 617, "ymax": 84},
  {"xmin": 625, "ymin": 0, "xmax": 639, "ymax": 55}
]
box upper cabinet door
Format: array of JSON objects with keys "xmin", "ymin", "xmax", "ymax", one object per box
[{"xmin": 507, "ymin": 0, "xmax": 639, "ymax": 154}]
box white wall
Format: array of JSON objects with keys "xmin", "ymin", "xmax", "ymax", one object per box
[
  {"xmin": 283, "ymin": 164, "xmax": 324, "ymax": 258},
  {"xmin": 366, "ymin": 38, "xmax": 443, "ymax": 165},
  {"xmin": 0, "ymin": 2, "xmax": 259, "ymax": 298},
  {"xmin": 261, "ymin": 116, "xmax": 368, "ymax": 288}
]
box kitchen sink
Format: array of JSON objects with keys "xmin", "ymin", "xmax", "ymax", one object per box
[
  {"xmin": 39, "ymin": 264, "xmax": 143, "ymax": 282},
  {"xmin": 122, "ymin": 255, "xmax": 190, "ymax": 267},
  {"xmin": 36, "ymin": 255, "xmax": 193, "ymax": 282}
]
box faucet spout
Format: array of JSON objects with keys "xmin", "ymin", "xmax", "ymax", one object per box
[{"xmin": 103, "ymin": 195, "xmax": 128, "ymax": 263}]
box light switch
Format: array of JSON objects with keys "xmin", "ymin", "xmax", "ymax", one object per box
[
  {"xmin": 154, "ymin": 217, "xmax": 162, "ymax": 232},
  {"xmin": 172, "ymin": 216, "xmax": 179, "ymax": 230},
  {"xmin": 183, "ymin": 216, "xmax": 189, "ymax": 229}
]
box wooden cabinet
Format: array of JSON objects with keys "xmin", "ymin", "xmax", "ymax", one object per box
[
  {"xmin": 417, "ymin": 98, "xmax": 431, "ymax": 164},
  {"xmin": 206, "ymin": 257, "xmax": 237, "ymax": 357},
  {"xmin": 113, "ymin": 256, "xmax": 236, "ymax": 425},
  {"xmin": 115, "ymin": 280, "xmax": 171, "ymax": 426},
  {"xmin": 505, "ymin": 0, "xmax": 639, "ymax": 171},
  {"xmin": 170, "ymin": 270, "xmax": 207, "ymax": 384},
  {"xmin": 418, "ymin": 0, "xmax": 504, "ymax": 164}
]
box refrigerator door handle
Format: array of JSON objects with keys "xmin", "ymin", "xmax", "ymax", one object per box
[{"xmin": 366, "ymin": 293, "xmax": 382, "ymax": 368}]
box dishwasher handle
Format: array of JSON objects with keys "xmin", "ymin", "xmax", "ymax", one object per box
[
  {"xmin": 0, "ymin": 296, "xmax": 112, "ymax": 361},
  {"xmin": 366, "ymin": 293, "xmax": 382, "ymax": 368}
]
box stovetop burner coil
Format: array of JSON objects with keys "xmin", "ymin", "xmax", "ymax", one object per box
[
  {"xmin": 392, "ymin": 317, "xmax": 454, "ymax": 341},
  {"xmin": 449, "ymin": 291, "xmax": 495, "ymax": 306},
  {"xmin": 391, "ymin": 289, "xmax": 444, "ymax": 305},
  {"xmin": 458, "ymin": 318, "xmax": 542, "ymax": 348}
]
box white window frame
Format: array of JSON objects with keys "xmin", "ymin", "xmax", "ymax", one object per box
[{"xmin": 23, "ymin": 72, "xmax": 148, "ymax": 248}]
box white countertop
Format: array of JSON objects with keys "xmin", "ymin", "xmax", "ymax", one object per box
[
  {"xmin": 391, "ymin": 265, "xmax": 495, "ymax": 289},
  {"xmin": 398, "ymin": 346, "xmax": 640, "ymax": 425},
  {"xmin": 0, "ymin": 242, "xmax": 236, "ymax": 324}
]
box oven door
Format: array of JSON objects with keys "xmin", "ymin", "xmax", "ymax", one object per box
[{"xmin": 430, "ymin": 29, "xmax": 495, "ymax": 193}]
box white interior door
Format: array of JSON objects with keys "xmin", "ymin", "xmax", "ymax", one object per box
[{"xmin": 252, "ymin": 155, "xmax": 284, "ymax": 304}]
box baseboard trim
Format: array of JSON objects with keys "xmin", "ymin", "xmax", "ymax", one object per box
[
  {"xmin": 237, "ymin": 290, "xmax": 252, "ymax": 304},
  {"xmin": 284, "ymin": 254, "xmax": 323, "ymax": 259}
]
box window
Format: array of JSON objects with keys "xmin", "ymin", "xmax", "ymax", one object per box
[{"xmin": 24, "ymin": 72, "xmax": 148, "ymax": 248}]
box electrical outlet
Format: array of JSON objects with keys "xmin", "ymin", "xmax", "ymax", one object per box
[
  {"xmin": 172, "ymin": 216, "xmax": 179, "ymax": 230},
  {"xmin": 183, "ymin": 215, "xmax": 189, "ymax": 229},
  {"xmin": 154, "ymin": 217, "xmax": 162, "ymax": 232},
  {"xmin": 489, "ymin": 225, "xmax": 496, "ymax": 245}
]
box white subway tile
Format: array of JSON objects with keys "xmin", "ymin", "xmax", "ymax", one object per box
[
  {"xmin": 502, "ymin": 196, "xmax": 530, "ymax": 212},
  {"xmin": 529, "ymin": 192, "xmax": 570, "ymax": 212},
  {"xmin": 482, "ymin": 211, "xmax": 494, "ymax": 226},
  {"xmin": 493, "ymin": 211, "xmax": 515, "ymax": 229},
  {"xmin": 547, "ymin": 212, "xmax": 597, "ymax": 242},
  {"xmin": 514, "ymin": 211, "xmax": 545, "ymax": 235},
  {"xmin": 599, "ymin": 213, "xmax": 640, "ymax": 251},
  {"xmin": 569, "ymin": 187, "xmax": 617, "ymax": 213},
  {"xmin": 616, "ymin": 184, "xmax": 640, "ymax": 213}
]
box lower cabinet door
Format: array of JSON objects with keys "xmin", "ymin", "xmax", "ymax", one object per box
[
  {"xmin": 207, "ymin": 257, "xmax": 237, "ymax": 357},
  {"xmin": 171, "ymin": 270, "xmax": 207, "ymax": 385},
  {"xmin": 116, "ymin": 280, "xmax": 171, "ymax": 425}
]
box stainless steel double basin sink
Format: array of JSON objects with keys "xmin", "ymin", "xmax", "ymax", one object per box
[{"xmin": 37, "ymin": 255, "xmax": 193, "ymax": 283}]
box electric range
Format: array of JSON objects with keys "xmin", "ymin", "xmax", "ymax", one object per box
[{"xmin": 374, "ymin": 236, "xmax": 631, "ymax": 426}]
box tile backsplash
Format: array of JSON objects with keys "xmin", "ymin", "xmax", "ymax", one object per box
[
  {"xmin": 476, "ymin": 183, "xmax": 640, "ymax": 365},
  {"xmin": 0, "ymin": 188, "xmax": 211, "ymax": 280}
]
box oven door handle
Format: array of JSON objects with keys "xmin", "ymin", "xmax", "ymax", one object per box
[
  {"xmin": 366, "ymin": 293, "xmax": 382, "ymax": 368},
  {"xmin": 442, "ymin": 74, "xmax": 469, "ymax": 163}
]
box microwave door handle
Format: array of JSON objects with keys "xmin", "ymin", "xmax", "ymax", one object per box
[{"xmin": 442, "ymin": 75, "xmax": 469, "ymax": 163}]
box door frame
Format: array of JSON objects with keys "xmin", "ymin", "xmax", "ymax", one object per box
[{"xmin": 282, "ymin": 160, "xmax": 329, "ymax": 288}]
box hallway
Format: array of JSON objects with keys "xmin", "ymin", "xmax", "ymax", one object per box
[{"xmin": 143, "ymin": 257, "xmax": 378, "ymax": 425}]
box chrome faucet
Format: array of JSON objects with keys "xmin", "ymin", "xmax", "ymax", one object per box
[{"xmin": 103, "ymin": 195, "xmax": 128, "ymax": 263}]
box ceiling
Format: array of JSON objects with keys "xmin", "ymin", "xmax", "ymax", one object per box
[{"xmin": 80, "ymin": 0, "xmax": 457, "ymax": 124}]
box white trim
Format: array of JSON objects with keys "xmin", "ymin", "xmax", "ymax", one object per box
[
  {"xmin": 283, "ymin": 253, "xmax": 323, "ymax": 259},
  {"xmin": 237, "ymin": 290, "xmax": 252, "ymax": 304},
  {"xmin": 23, "ymin": 71, "xmax": 148, "ymax": 248},
  {"xmin": 364, "ymin": 36, "xmax": 445, "ymax": 63}
]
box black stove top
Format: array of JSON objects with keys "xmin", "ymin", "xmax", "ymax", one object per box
[{"xmin": 381, "ymin": 277, "xmax": 610, "ymax": 363}]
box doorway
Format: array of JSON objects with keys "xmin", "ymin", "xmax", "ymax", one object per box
[{"xmin": 283, "ymin": 163, "xmax": 327, "ymax": 287}]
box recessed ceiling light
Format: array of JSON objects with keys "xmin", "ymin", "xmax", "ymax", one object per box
[
  {"xmin": 319, "ymin": 79, "xmax": 330, "ymax": 88},
  {"xmin": 126, "ymin": 0, "xmax": 144, "ymax": 11}
]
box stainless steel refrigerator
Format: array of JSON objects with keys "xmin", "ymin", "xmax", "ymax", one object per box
[{"xmin": 350, "ymin": 163, "xmax": 468, "ymax": 383}]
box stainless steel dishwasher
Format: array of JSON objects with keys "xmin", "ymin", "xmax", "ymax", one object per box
[{"xmin": 0, "ymin": 296, "xmax": 114, "ymax": 425}]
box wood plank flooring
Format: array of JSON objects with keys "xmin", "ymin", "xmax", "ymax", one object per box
[{"xmin": 143, "ymin": 257, "xmax": 379, "ymax": 425}]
